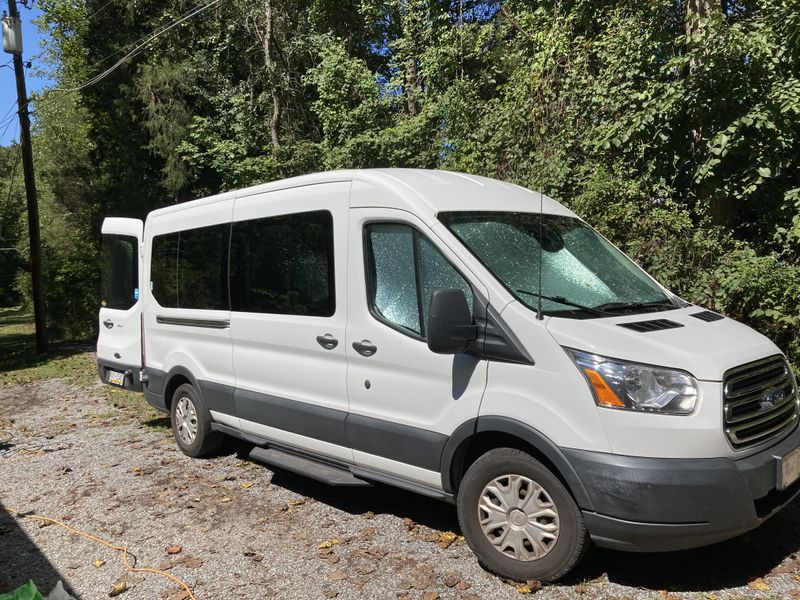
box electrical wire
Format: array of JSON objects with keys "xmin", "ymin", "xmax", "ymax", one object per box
[
  {"xmin": 0, "ymin": 114, "xmax": 19, "ymax": 149},
  {"xmin": 51, "ymin": 0, "xmax": 225, "ymax": 94},
  {"xmin": 87, "ymin": 0, "xmax": 117, "ymax": 20},
  {"xmin": 2, "ymin": 128, "xmax": 21, "ymax": 214},
  {"xmin": 4, "ymin": 507, "xmax": 198, "ymax": 600},
  {"xmin": 87, "ymin": 1, "xmax": 214, "ymax": 69}
]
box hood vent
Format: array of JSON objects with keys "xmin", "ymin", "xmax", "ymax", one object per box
[
  {"xmin": 617, "ymin": 319, "xmax": 684, "ymax": 333},
  {"xmin": 690, "ymin": 310, "xmax": 724, "ymax": 322}
]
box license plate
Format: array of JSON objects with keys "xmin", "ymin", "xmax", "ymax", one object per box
[
  {"xmin": 107, "ymin": 370, "xmax": 125, "ymax": 387},
  {"xmin": 778, "ymin": 446, "xmax": 800, "ymax": 490}
]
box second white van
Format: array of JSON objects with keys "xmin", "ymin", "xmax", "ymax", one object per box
[{"xmin": 97, "ymin": 169, "xmax": 800, "ymax": 581}]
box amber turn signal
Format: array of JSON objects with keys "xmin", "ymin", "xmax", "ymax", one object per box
[{"xmin": 583, "ymin": 368, "xmax": 626, "ymax": 407}]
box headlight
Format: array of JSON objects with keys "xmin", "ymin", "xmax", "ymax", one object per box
[{"xmin": 565, "ymin": 349, "xmax": 698, "ymax": 415}]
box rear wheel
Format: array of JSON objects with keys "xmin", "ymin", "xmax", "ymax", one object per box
[
  {"xmin": 457, "ymin": 448, "xmax": 588, "ymax": 582},
  {"xmin": 170, "ymin": 383, "xmax": 222, "ymax": 458}
]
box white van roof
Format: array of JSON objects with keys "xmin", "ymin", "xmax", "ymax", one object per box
[{"xmin": 147, "ymin": 169, "xmax": 577, "ymax": 220}]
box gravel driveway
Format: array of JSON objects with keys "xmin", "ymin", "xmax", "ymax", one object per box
[{"xmin": 2, "ymin": 358, "xmax": 800, "ymax": 600}]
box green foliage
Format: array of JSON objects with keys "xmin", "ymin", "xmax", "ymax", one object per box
[{"xmin": 5, "ymin": 0, "xmax": 800, "ymax": 367}]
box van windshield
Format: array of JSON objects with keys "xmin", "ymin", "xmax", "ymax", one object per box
[{"xmin": 438, "ymin": 211, "xmax": 677, "ymax": 319}]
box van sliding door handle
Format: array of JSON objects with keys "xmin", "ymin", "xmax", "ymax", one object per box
[
  {"xmin": 352, "ymin": 340, "xmax": 377, "ymax": 357},
  {"xmin": 316, "ymin": 334, "xmax": 339, "ymax": 350}
]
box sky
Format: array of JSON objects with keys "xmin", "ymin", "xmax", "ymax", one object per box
[{"xmin": 1, "ymin": 2, "xmax": 54, "ymax": 146}]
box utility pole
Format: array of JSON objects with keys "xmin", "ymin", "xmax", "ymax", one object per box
[{"xmin": 4, "ymin": 0, "xmax": 48, "ymax": 352}]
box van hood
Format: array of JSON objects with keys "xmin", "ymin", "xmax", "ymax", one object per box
[{"xmin": 544, "ymin": 306, "xmax": 782, "ymax": 381}]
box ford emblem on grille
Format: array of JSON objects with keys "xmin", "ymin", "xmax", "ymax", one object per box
[{"xmin": 760, "ymin": 387, "xmax": 785, "ymax": 409}]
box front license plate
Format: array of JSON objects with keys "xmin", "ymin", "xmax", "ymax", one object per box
[
  {"xmin": 779, "ymin": 446, "xmax": 800, "ymax": 490},
  {"xmin": 107, "ymin": 370, "xmax": 125, "ymax": 387}
]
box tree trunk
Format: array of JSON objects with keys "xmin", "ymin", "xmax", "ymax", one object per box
[
  {"xmin": 405, "ymin": 56, "xmax": 418, "ymax": 116},
  {"xmin": 264, "ymin": 0, "xmax": 280, "ymax": 148}
]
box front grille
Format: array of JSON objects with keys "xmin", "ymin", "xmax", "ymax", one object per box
[{"xmin": 723, "ymin": 356, "xmax": 799, "ymax": 450}]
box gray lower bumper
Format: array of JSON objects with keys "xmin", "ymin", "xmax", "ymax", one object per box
[
  {"xmin": 565, "ymin": 424, "xmax": 800, "ymax": 552},
  {"xmin": 97, "ymin": 359, "xmax": 143, "ymax": 393}
]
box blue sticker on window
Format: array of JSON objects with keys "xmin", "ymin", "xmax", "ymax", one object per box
[{"xmin": 134, "ymin": 288, "xmax": 140, "ymax": 301}]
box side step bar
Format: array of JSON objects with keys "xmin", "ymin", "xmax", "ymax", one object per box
[{"xmin": 249, "ymin": 447, "xmax": 372, "ymax": 487}]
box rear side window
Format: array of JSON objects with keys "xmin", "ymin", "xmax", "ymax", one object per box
[
  {"xmin": 230, "ymin": 210, "xmax": 335, "ymax": 316},
  {"xmin": 365, "ymin": 223, "xmax": 473, "ymax": 338},
  {"xmin": 101, "ymin": 234, "xmax": 138, "ymax": 310},
  {"xmin": 150, "ymin": 224, "xmax": 230, "ymax": 310}
]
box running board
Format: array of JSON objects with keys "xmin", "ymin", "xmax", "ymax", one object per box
[{"xmin": 249, "ymin": 447, "xmax": 372, "ymax": 487}]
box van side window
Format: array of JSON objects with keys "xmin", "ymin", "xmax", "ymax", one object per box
[
  {"xmin": 365, "ymin": 223, "xmax": 473, "ymax": 338},
  {"xmin": 150, "ymin": 224, "xmax": 229, "ymax": 310},
  {"xmin": 230, "ymin": 210, "xmax": 335, "ymax": 317},
  {"xmin": 101, "ymin": 234, "xmax": 138, "ymax": 310}
]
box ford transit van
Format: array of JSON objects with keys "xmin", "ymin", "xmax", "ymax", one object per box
[{"xmin": 98, "ymin": 169, "xmax": 800, "ymax": 581}]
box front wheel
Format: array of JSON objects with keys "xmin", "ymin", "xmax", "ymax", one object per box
[
  {"xmin": 457, "ymin": 448, "xmax": 588, "ymax": 582},
  {"xmin": 170, "ymin": 383, "xmax": 222, "ymax": 458}
]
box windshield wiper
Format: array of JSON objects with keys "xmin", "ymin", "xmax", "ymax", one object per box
[
  {"xmin": 516, "ymin": 289, "xmax": 611, "ymax": 316},
  {"xmin": 594, "ymin": 300, "xmax": 677, "ymax": 313}
]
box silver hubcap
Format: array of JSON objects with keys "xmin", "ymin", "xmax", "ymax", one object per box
[
  {"xmin": 175, "ymin": 396, "xmax": 198, "ymax": 445},
  {"xmin": 478, "ymin": 474, "xmax": 560, "ymax": 561}
]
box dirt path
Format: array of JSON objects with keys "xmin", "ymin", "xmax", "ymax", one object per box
[{"xmin": 2, "ymin": 364, "xmax": 800, "ymax": 599}]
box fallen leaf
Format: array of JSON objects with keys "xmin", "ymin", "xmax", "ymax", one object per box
[
  {"xmin": 443, "ymin": 572, "xmax": 460, "ymax": 588},
  {"xmin": 323, "ymin": 590, "xmax": 338, "ymax": 599},
  {"xmin": 108, "ymin": 582, "xmax": 128, "ymax": 597},
  {"xmin": 93, "ymin": 559, "xmax": 106, "ymax": 568},
  {"xmin": 220, "ymin": 496, "xmax": 232, "ymax": 503},
  {"xmin": 362, "ymin": 511, "xmax": 374, "ymax": 519},
  {"xmin": 457, "ymin": 581, "xmax": 472, "ymax": 591},
  {"xmin": 166, "ymin": 545, "xmax": 182, "ymax": 555},
  {"xmin": 166, "ymin": 591, "xmax": 191, "ymax": 600},
  {"xmin": 240, "ymin": 481, "xmax": 253, "ymax": 489},
  {"xmin": 422, "ymin": 593, "xmax": 439, "ymax": 600},
  {"xmin": 329, "ymin": 570, "xmax": 346, "ymax": 581},
  {"xmin": 437, "ymin": 531, "xmax": 458, "ymax": 548},
  {"xmin": 748, "ymin": 578, "xmax": 770, "ymax": 591},
  {"xmin": 288, "ymin": 498, "xmax": 306, "ymax": 507},
  {"xmin": 318, "ymin": 538, "xmax": 340, "ymax": 549},
  {"xmin": 516, "ymin": 585, "xmax": 533, "ymax": 594},
  {"xmin": 159, "ymin": 559, "xmax": 173, "ymax": 570},
  {"xmin": 176, "ymin": 555, "xmax": 203, "ymax": 569}
]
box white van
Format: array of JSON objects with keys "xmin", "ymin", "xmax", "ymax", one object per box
[{"xmin": 97, "ymin": 169, "xmax": 800, "ymax": 581}]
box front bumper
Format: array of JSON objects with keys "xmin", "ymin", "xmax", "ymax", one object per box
[{"xmin": 564, "ymin": 424, "xmax": 800, "ymax": 552}]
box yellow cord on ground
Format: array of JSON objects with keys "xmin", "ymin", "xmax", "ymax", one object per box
[{"xmin": 4, "ymin": 507, "xmax": 197, "ymax": 600}]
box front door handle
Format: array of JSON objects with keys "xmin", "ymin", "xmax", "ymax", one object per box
[
  {"xmin": 103, "ymin": 319, "xmax": 114, "ymax": 329},
  {"xmin": 316, "ymin": 334, "xmax": 338, "ymax": 350},
  {"xmin": 352, "ymin": 340, "xmax": 377, "ymax": 357}
]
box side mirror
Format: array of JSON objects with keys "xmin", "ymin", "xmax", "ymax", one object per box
[{"xmin": 427, "ymin": 288, "xmax": 478, "ymax": 354}]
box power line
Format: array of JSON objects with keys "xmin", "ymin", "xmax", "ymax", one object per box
[
  {"xmin": 51, "ymin": 0, "xmax": 225, "ymax": 94},
  {"xmin": 87, "ymin": 0, "xmax": 117, "ymax": 20},
  {"xmin": 1, "ymin": 124, "xmax": 20, "ymax": 243},
  {"xmin": 86, "ymin": 1, "xmax": 215, "ymax": 71}
]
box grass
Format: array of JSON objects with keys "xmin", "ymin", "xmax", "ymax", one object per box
[
  {"xmin": 0, "ymin": 306, "xmax": 163, "ymax": 424},
  {"xmin": 0, "ymin": 306, "xmax": 94, "ymax": 386}
]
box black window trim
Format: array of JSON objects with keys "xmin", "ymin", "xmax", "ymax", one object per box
[
  {"xmin": 150, "ymin": 223, "xmax": 232, "ymax": 312},
  {"xmin": 230, "ymin": 208, "xmax": 337, "ymax": 318},
  {"xmin": 362, "ymin": 219, "xmax": 476, "ymax": 343},
  {"xmin": 101, "ymin": 233, "xmax": 139, "ymax": 311}
]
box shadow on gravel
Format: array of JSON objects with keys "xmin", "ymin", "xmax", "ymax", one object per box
[
  {"xmin": 0, "ymin": 500, "xmax": 79, "ymax": 598},
  {"xmin": 225, "ymin": 441, "xmax": 460, "ymax": 533},
  {"xmin": 142, "ymin": 416, "xmax": 170, "ymax": 430},
  {"xmin": 566, "ymin": 499, "xmax": 800, "ymax": 592}
]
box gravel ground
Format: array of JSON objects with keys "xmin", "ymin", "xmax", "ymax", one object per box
[{"xmin": 2, "ymin": 368, "xmax": 800, "ymax": 600}]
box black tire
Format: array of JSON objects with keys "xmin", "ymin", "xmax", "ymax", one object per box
[
  {"xmin": 170, "ymin": 383, "xmax": 222, "ymax": 458},
  {"xmin": 457, "ymin": 448, "xmax": 588, "ymax": 582}
]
